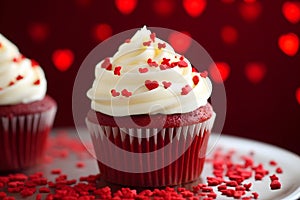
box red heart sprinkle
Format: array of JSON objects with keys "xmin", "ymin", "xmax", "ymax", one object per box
[
  {"xmin": 33, "ymin": 79, "xmax": 40, "ymax": 85},
  {"xmin": 101, "ymin": 58, "xmax": 112, "ymax": 71},
  {"xmin": 160, "ymin": 64, "xmax": 169, "ymax": 70},
  {"xmin": 162, "ymin": 81, "xmax": 171, "ymax": 89},
  {"xmin": 16, "ymin": 75, "xmax": 24, "ymax": 81},
  {"xmin": 150, "ymin": 33, "xmax": 156, "ymax": 42},
  {"xmin": 158, "ymin": 43, "xmax": 166, "ymax": 49},
  {"xmin": 178, "ymin": 60, "xmax": 188, "ymax": 68},
  {"xmin": 193, "ymin": 75, "xmax": 199, "ymax": 85},
  {"xmin": 9, "ymin": 81, "xmax": 15, "ymax": 86},
  {"xmin": 31, "ymin": 59, "xmax": 39, "ymax": 67},
  {"xmin": 114, "ymin": 66, "xmax": 122, "ymax": 76},
  {"xmin": 270, "ymin": 180, "xmax": 281, "ymax": 190},
  {"xmin": 147, "ymin": 58, "xmax": 158, "ymax": 67},
  {"xmin": 125, "ymin": 38, "xmax": 131, "ymax": 43},
  {"xmin": 138, "ymin": 68, "xmax": 148, "ymax": 73},
  {"xmin": 111, "ymin": 89, "xmax": 120, "ymax": 97},
  {"xmin": 276, "ymin": 167, "xmax": 283, "ymax": 174},
  {"xmin": 121, "ymin": 89, "xmax": 132, "ymax": 97},
  {"xmin": 145, "ymin": 80, "xmax": 159, "ymax": 90},
  {"xmin": 181, "ymin": 85, "xmax": 192, "ymax": 95},
  {"xmin": 143, "ymin": 41, "xmax": 151, "ymax": 46}
]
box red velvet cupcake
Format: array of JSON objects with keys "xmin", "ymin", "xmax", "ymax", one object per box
[
  {"xmin": 86, "ymin": 26, "xmax": 215, "ymax": 186},
  {"xmin": 0, "ymin": 34, "xmax": 57, "ymax": 171}
]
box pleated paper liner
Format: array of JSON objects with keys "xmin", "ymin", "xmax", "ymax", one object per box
[
  {"xmin": 0, "ymin": 106, "xmax": 56, "ymax": 172},
  {"xmin": 86, "ymin": 112, "xmax": 215, "ymax": 187}
]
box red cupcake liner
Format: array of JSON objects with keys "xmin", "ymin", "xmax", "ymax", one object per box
[
  {"xmin": 86, "ymin": 113, "xmax": 215, "ymax": 187},
  {"xmin": 0, "ymin": 106, "xmax": 56, "ymax": 172}
]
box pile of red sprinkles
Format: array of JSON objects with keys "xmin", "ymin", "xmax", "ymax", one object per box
[{"xmin": 0, "ymin": 130, "xmax": 284, "ymax": 200}]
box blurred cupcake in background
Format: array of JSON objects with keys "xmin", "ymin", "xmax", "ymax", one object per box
[
  {"xmin": 86, "ymin": 26, "xmax": 215, "ymax": 187},
  {"xmin": 0, "ymin": 34, "xmax": 57, "ymax": 172}
]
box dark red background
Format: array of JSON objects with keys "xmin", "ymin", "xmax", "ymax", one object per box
[{"xmin": 1, "ymin": 0, "xmax": 300, "ymax": 155}]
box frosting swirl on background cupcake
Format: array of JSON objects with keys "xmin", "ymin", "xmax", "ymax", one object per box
[
  {"xmin": 0, "ymin": 34, "xmax": 47, "ymax": 105},
  {"xmin": 87, "ymin": 26, "xmax": 212, "ymax": 116}
]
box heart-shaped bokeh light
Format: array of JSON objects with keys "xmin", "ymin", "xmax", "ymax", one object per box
[
  {"xmin": 278, "ymin": 33, "xmax": 299, "ymax": 56},
  {"xmin": 183, "ymin": 0, "xmax": 206, "ymax": 17},
  {"xmin": 168, "ymin": 31, "xmax": 192, "ymax": 54},
  {"xmin": 282, "ymin": 1, "xmax": 300, "ymax": 24},
  {"xmin": 52, "ymin": 49, "xmax": 74, "ymax": 72},
  {"xmin": 245, "ymin": 62, "xmax": 266, "ymax": 84},
  {"xmin": 209, "ymin": 62, "xmax": 231, "ymax": 83},
  {"xmin": 115, "ymin": 0, "xmax": 137, "ymax": 15}
]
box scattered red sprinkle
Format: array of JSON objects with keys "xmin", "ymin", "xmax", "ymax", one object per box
[
  {"xmin": 192, "ymin": 67, "xmax": 198, "ymax": 72},
  {"xmin": 270, "ymin": 180, "xmax": 281, "ymax": 190},
  {"xmin": 161, "ymin": 58, "xmax": 171, "ymax": 66},
  {"xmin": 125, "ymin": 38, "xmax": 131, "ymax": 43},
  {"xmin": 252, "ymin": 192, "xmax": 259, "ymax": 199},
  {"xmin": 0, "ymin": 42, "xmax": 2, "ymax": 48},
  {"xmin": 121, "ymin": 89, "xmax": 132, "ymax": 97},
  {"xmin": 270, "ymin": 174, "xmax": 279, "ymax": 181},
  {"xmin": 162, "ymin": 81, "xmax": 171, "ymax": 89},
  {"xmin": 16, "ymin": 75, "xmax": 24, "ymax": 81},
  {"xmin": 111, "ymin": 89, "xmax": 120, "ymax": 97},
  {"xmin": 150, "ymin": 33, "xmax": 156, "ymax": 42},
  {"xmin": 138, "ymin": 67, "xmax": 148, "ymax": 73},
  {"xmin": 202, "ymin": 186, "xmax": 213, "ymax": 192},
  {"xmin": 76, "ymin": 162, "xmax": 85, "ymax": 168},
  {"xmin": 31, "ymin": 59, "xmax": 39, "ymax": 67},
  {"xmin": 254, "ymin": 173, "xmax": 263, "ymax": 180},
  {"xmin": 51, "ymin": 169, "xmax": 61, "ymax": 175},
  {"xmin": 158, "ymin": 42, "xmax": 166, "ymax": 49},
  {"xmin": 159, "ymin": 64, "xmax": 169, "ymax": 70},
  {"xmin": 143, "ymin": 41, "xmax": 151, "ymax": 46},
  {"xmin": 226, "ymin": 180, "xmax": 238, "ymax": 187},
  {"xmin": 178, "ymin": 60, "xmax": 188, "ymax": 68},
  {"xmin": 147, "ymin": 58, "xmax": 158, "ymax": 67},
  {"xmin": 269, "ymin": 160, "xmax": 277, "ymax": 166},
  {"xmin": 8, "ymin": 81, "xmax": 14, "ymax": 86},
  {"xmin": 33, "ymin": 79, "xmax": 40, "ymax": 85},
  {"xmin": 101, "ymin": 58, "xmax": 112, "ymax": 71},
  {"xmin": 276, "ymin": 167, "xmax": 283, "ymax": 174},
  {"xmin": 114, "ymin": 66, "xmax": 122, "ymax": 76},
  {"xmin": 192, "ymin": 75, "xmax": 199, "ymax": 85},
  {"xmin": 200, "ymin": 70, "xmax": 208, "ymax": 78},
  {"xmin": 145, "ymin": 80, "xmax": 159, "ymax": 90},
  {"xmin": 12, "ymin": 55, "xmax": 24, "ymax": 63},
  {"xmin": 0, "ymin": 88, "xmax": 2, "ymax": 91},
  {"xmin": 181, "ymin": 85, "xmax": 192, "ymax": 95},
  {"xmin": 216, "ymin": 184, "xmax": 226, "ymax": 191}
]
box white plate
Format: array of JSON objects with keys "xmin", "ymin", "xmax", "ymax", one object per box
[
  {"xmin": 24, "ymin": 129, "xmax": 300, "ymax": 200},
  {"xmin": 204, "ymin": 133, "xmax": 300, "ymax": 200}
]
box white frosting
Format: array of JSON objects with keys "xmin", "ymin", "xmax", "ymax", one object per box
[
  {"xmin": 87, "ymin": 26, "xmax": 212, "ymax": 116},
  {"xmin": 0, "ymin": 34, "xmax": 47, "ymax": 105}
]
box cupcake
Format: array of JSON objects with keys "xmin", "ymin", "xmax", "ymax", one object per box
[
  {"xmin": 0, "ymin": 34, "xmax": 57, "ymax": 171},
  {"xmin": 86, "ymin": 26, "xmax": 215, "ymax": 186}
]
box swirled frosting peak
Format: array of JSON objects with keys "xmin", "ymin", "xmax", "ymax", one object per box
[
  {"xmin": 87, "ymin": 26, "xmax": 212, "ymax": 116},
  {"xmin": 0, "ymin": 34, "xmax": 47, "ymax": 105}
]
